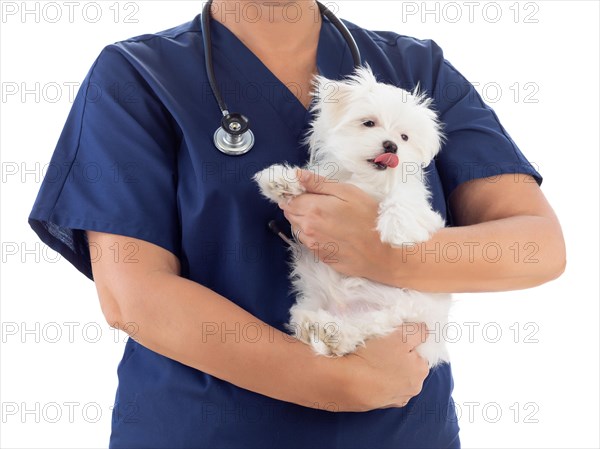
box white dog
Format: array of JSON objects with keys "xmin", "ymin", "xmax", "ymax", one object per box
[{"xmin": 253, "ymin": 65, "xmax": 451, "ymax": 367}]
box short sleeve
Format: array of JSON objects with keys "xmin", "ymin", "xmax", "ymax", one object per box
[
  {"xmin": 427, "ymin": 40, "xmax": 543, "ymax": 202},
  {"xmin": 28, "ymin": 44, "xmax": 181, "ymax": 281}
]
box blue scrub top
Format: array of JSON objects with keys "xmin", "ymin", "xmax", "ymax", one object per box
[{"xmin": 28, "ymin": 11, "xmax": 542, "ymax": 449}]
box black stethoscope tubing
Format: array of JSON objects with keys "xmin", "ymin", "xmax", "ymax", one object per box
[{"xmin": 201, "ymin": 0, "xmax": 362, "ymax": 155}]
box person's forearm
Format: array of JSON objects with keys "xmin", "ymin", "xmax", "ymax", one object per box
[
  {"xmin": 111, "ymin": 271, "xmax": 356, "ymax": 411},
  {"xmin": 386, "ymin": 215, "xmax": 566, "ymax": 293}
]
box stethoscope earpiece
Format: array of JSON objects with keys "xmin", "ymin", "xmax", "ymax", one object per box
[
  {"xmin": 213, "ymin": 112, "xmax": 255, "ymax": 156},
  {"xmin": 201, "ymin": 0, "xmax": 360, "ymax": 156}
]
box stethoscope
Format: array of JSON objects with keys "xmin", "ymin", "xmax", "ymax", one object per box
[{"xmin": 201, "ymin": 0, "xmax": 362, "ymax": 156}]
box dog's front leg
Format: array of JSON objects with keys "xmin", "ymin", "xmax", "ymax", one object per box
[
  {"xmin": 376, "ymin": 192, "xmax": 445, "ymax": 246},
  {"xmin": 253, "ymin": 164, "xmax": 306, "ymax": 203}
]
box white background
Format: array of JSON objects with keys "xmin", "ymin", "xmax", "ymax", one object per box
[{"xmin": 1, "ymin": 1, "xmax": 599, "ymax": 448}]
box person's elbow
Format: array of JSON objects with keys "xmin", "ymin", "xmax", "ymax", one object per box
[
  {"xmin": 546, "ymin": 235, "xmax": 567, "ymax": 282},
  {"xmin": 86, "ymin": 230, "xmax": 181, "ymax": 331},
  {"xmin": 90, "ymin": 256, "xmax": 138, "ymax": 331},
  {"xmin": 532, "ymin": 216, "xmax": 567, "ymax": 285},
  {"xmin": 94, "ymin": 279, "xmax": 125, "ymax": 328}
]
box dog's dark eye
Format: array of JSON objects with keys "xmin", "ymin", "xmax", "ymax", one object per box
[
  {"xmin": 363, "ymin": 120, "xmax": 376, "ymax": 128},
  {"xmin": 401, "ymin": 134, "xmax": 409, "ymax": 141}
]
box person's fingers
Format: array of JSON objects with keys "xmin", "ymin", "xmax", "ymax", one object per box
[
  {"xmin": 285, "ymin": 216, "xmax": 301, "ymax": 236},
  {"xmin": 291, "ymin": 225, "xmax": 304, "ymax": 245},
  {"xmin": 278, "ymin": 195, "xmax": 308, "ymax": 216},
  {"xmin": 278, "ymin": 192, "xmax": 336, "ymax": 216},
  {"xmin": 296, "ymin": 169, "xmax": 349, "ymax": 200},
  {"xmin": 281, "ymin": 208, "xmax": 302, "ymax": 222},
  {"xmin": 400, "ymin": 322, "xmax": 429, "ymax": 350},
  {"xmin": 282, "ymin": 211, "xmax": 308, "ymax": 240},
  {"xmin": 285, "ymin": 213, "xmax": 315, "ymax": 248},
  {"xmin": 282, "ymin": 209, "xmax": 324, "ymax": 244},
  {"xmin": 378, "ymin": 400, "xmax": 411, "ymax": 409}
]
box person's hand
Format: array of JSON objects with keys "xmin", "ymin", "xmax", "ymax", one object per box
[
  {"xmin": 340, "ymin": 322, "xmax": 430, "ymax": 411},
  {"xmin": 278, "ymin": 169, "xmax": 392, "ymax": 281}
]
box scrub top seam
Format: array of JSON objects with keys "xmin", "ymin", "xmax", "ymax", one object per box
[
  {"xmin": 344, "ymin": 19, "xmax": 438, "ymax": 50},
  {"xmin": 117, "ymin": 28, "xmax": 201, "ymax": 46},
  {"xmin": 115, "ymin": 15, "xmax": 202, "ymax": 45},
  {"xmin": 345, "ymin": 23, "xmax": 402, "ymax": 48},
  {"xmin": 46, "ymin": 55, "xmax": 102, "ymax": 222}
]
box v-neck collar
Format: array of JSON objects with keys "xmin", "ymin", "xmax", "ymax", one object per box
[{"xmin": 208, "ymin": 12, "xmax": 357, "ymax": 139}]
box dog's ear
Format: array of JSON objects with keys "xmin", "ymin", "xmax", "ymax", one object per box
[
  {"xmin": 347, "ymin": 63, "xmax": 379, "ymax": 88},
  {"xmin": 409, "ymin": 88, "xmax": 445, "ymax": 166},
  {"xmin": 410, "ymin": 82, "xmax": 434, "ymax": 110},
  {"xmin": 309, "ymin": 65, "xmax": 380, "ymax": 121},
  {"xmin": 417, "ymin": 124, "xmax": 444, "ymax": 167},
  {"xmin": 310, "ymin": 74, "xmax": 355, "ymax": 122}
]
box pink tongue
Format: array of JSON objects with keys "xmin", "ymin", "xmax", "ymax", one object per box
[{"xmin": 373, "ymin": 153, "xmax": 399, "ymax": 168}]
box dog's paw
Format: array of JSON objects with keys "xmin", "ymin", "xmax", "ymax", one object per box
[
  {"xmin": 286, "ymin": 316, "xmax": 332, "ymax": 356},
  {"xmin": 415, "ymin": 335, "xmax": 451, "ymax": 368},
  {"xmin": 288, "ymin": 309, "xmax": 356, "ymax": 357},
  {"xmin": 253, "ymin": 164, "xmax": 306, "ymax": 203},
  {"xmin": 310, "ymin": 321, "xmax": 339, "ymax": 356}
]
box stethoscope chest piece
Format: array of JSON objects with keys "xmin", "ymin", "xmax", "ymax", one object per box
[{"xmin": 214, "ymin": 112, "xmax": 255, "ymax": 156}]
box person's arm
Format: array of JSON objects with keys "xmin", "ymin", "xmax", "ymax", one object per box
[
  {"xmin": 389, "ymin": 173, "xmax": 566, "ymax": 292},
  {"xmin": 87, "ymin": 230, "xmax": 430, "ymax": 412},
  {"xmin": 279, "ymin": 171, "xmax": 566, "ymax": 293}
]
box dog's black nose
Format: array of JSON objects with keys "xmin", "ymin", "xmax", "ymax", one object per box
[{"xmin": 383, "ymin": 140, "xmax": 398, "ymax": 154}]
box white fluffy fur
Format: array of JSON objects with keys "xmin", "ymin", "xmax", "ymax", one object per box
[{"xmin": 253, "ymin": 65, "xmax": 451, "ymax": 367}]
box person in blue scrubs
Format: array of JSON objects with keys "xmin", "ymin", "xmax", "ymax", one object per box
[{"xmin": 28, "ymin": 1, "xmax": 565, "ymax": 447}]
